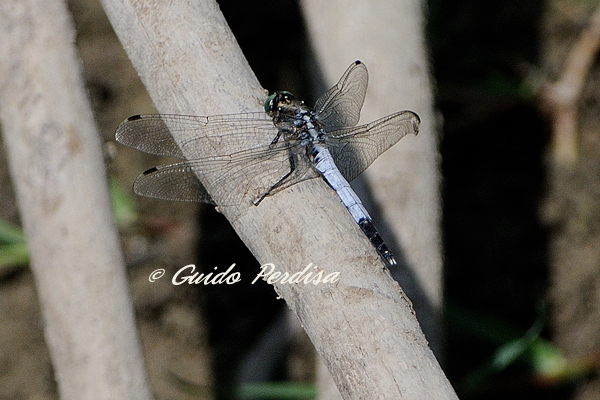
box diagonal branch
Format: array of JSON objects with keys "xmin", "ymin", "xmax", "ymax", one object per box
[{"xmin": 100, "ymin": 0, "xmax": 456, "ymax": 398}]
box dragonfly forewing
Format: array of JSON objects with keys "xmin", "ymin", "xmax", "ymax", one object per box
[
  {"xmin": 115, "ymin": 112, "xmax": 278, "ymax": 160},
  {"xmin": 116, "ymin": 114, "xmax": 186, "ymax": 158},
  {"xmin": 314, "ymin": 61, "xmax": 368, "ymax": 129}
]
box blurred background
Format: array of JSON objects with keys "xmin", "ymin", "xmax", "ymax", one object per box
[{"xmin": 1, "ymin": 0, "xmax": 599, "ymax": 399}]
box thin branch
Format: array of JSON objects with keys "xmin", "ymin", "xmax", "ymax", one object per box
[{"xmin": 541, "ymin": 3, "xmax": 600, "ymax": 166}]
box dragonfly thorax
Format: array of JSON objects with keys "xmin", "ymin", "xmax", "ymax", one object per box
[
  {"xmin": 298, "ymin": 112, "xmax": 328, "ymax": 147},
  {"xmin": 266, "ymin": 91, "xmax": 328, "ymax": 146}
]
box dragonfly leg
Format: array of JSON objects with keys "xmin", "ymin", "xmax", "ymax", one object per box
[
  {"xmin": 253, "ymin": 153, "xmax": 296, "ymax": 206},
  {"xmin": 269, "ymin": 131, "xmax": 283, "ymax": 146}
]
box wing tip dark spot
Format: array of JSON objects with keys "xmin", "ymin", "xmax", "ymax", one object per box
[
  {"xmin": 413, "ymin": 112, "xmax": 421, "ymax": 124},
  {"xmin": 128, "ymin": 114, "xmax": 143, "ymax": 121},
  {"xmin": 411, "ymin": 112, "xmax": 421, "ymax": 136},
  {"xmin": 354, "ymin": 60, "xmax": 362, "ymax": 66},
  {"xmin": 142, "ymin": 167, "xmax": 158, "ymax": 175}
]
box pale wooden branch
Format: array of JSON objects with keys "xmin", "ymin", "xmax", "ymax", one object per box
[
  {"xmin": 0, "ymin": 1, "xmax": 152, "ymax": 399},
  {"xmin": 100, "ymin": 0, "xmax": 456, "ymax": 398},
  {"xmin": 541, "ymin": 3, "xmax": 600, "ymax": 166}
]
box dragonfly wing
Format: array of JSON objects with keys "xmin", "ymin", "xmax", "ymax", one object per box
[
  {"xmin": 115, "ymin": 113, "xmax": 278, "ymax": 159},
  {"xmin": 314, "ymin": 61, "xmax": 368, "ymax": 129},
  {"xmin": 326, "ymin": 111, "xmax": 420, "ymax": 182},
  {"xmin": 134, "ymin": 163, "xmax": 215, "ymax": 204},
  {"xmin": 132, "ymin": 138, "xmax": 318, "ymax": 217},
  {"xmin": 116, "ymin": 114, "xmax": 185, "ymax": 158}
]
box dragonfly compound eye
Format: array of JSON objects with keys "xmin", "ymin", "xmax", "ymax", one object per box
[
  {"xmin": 264, "ymin": 93, "xmax": 277, "ymax": 113},
  {"xmin": 265, "ymin": 91, "xmax": 296, "ymax": 115},
  {"xmin": 279, "ymin": 91, "xmax": 295, "ymax": 104}
]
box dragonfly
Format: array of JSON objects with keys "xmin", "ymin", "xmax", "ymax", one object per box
[{"xmin": 115, "ymin": 61, "xmax": 419, "ymax": 266}]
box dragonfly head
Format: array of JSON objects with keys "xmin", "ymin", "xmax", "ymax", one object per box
[{"xmin": 264, "ymin": 91, "xmax": 296, "ymax": 116}]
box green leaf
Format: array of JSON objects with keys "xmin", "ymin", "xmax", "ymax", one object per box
[
  {"xmin": 0, "ymin": 220, "xmax": 29, "ymax": 271},
  {"xmin": 110, "ymin": 178, "xmax": 138, "ymax": 228},
  {"xmin": 0, "ymin": 219, "xmax": 25, "ymax": 244},
  {"xmin": 0, "ymin": 242, "xmax": 29, "ymax": 268},
  {"xmin": 235, "ymin": 382, "xmax": 316, "ymax": 399}
]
